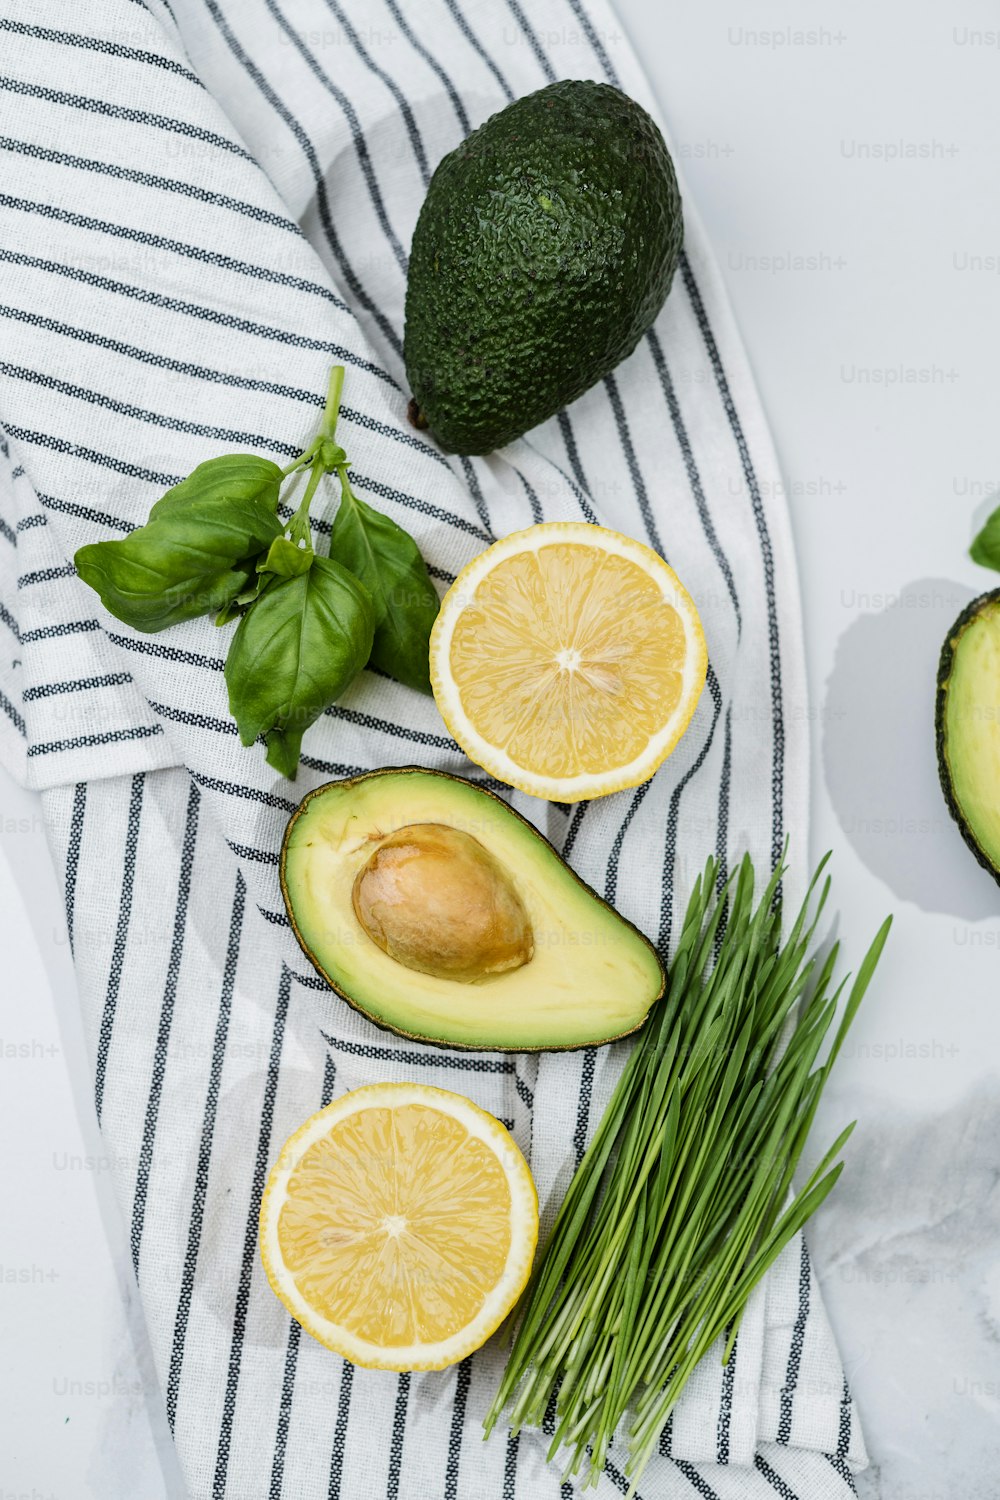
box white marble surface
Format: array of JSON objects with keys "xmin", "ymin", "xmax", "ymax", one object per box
[{"xmin": 3, "ymin": 1, "xmax": 1000, "ymax": 1496}]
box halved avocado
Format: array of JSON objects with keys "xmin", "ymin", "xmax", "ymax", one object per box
[
  {"xmin": 936, "ymin": 589, "xmax": 1000, "ymax": 882},
  {"xmin": 280, "ymin": 767, "xmax": 664, "ymax": 1050}
]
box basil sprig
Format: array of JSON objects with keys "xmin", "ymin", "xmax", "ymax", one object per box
[{"xmin": 73, "ymin": 367, "xmax": 440, "ymax": 778}]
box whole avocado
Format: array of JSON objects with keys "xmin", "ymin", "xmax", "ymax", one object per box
[{"xmin": 404, "ymin": 80, "xmax": 683, "ymax": 456}]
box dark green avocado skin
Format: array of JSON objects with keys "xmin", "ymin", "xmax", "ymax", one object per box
[
  {"xmin": 403, "ymin": 80, "xmax": 683, "ymax": 455},
  {"xmin": 935, "ymin": 588, "xmax": 1000, "ymax": 885}
]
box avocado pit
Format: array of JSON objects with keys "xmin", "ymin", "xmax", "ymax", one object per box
[{"xmin": 351, "ymin": 823, "xmax": 534, "ymax": 982}]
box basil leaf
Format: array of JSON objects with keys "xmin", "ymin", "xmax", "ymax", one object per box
[
  {"xmin": 328, "ymin": 484, "xmax": 439, "ymax": 692},
  {"xmin": 148, "ymin": 454, "xmax": 283, "ymax": 522},
  {"xmin": 224, "ymin": 555, "xmax": 374, "ymax": 779},
  {"xmin": 75, "ymin": 455, "xmax": 285, "ymax": 633},
  {"xmin": 970, "ymin": 505, "xmax": 1000, "ymax": 571}
]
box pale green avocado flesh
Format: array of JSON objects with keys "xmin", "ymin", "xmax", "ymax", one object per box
[
  {"xmin": 280, "ymin": 768, "xmax": 664, "ymax": 1050},
  {"xmin": 940, "ymin": 595, "xmax": 1000, "ymax": 875}
]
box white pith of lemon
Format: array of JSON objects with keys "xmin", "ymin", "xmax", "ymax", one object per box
[
  {"xmin": 259, "ymin": 1083, "xmax": 538, "ymax": 1371},
  {"xmin": 430, "ymin": 522, "xmax": 708, "ymax": 801}
]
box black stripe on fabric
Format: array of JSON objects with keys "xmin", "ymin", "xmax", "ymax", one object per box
[
  {"xmin": 258, "ymin": 907, "xmax": 291, "ymax": 926},
  {"xmin": 560, "ymin": 802, "xmax": 588, "ymax": 861},
  {"xmin": 23, "ymin": 671, "xmax": 132, "ymax": 701},
  {"xmin": 0, "ymin": 363, "xmax": 298, "ymax": 458},
  {"xmin": 441, "ymin": 0, "xmax": 514, "ymax": 100},
  {"xmin": 837, "ymin": 1375, "xmax": 852, "ymax": 1458},
  {"xmin": 15, "ymin": 511, "xmax": 45, "ymax": 531},
  {"xmin": 293, "ymin": 970, "xmax": 334, "ymax": 990},
  {"xmin": 717, "ymin": 1328, "xmax": 737, "ymax": 1462},
  {"xmin": 658, "ymin": 668, "xmax": 724, "ymax": 953},
  {"xmin": 753, "ymin": 1452, "xmax": 799, "ymax": 1500},
  {"xmin": 17, "ymin": 562, "xmax": 77, "ymax": 588},
  {"xmin": 777, "ymin": 1237, "xmax": 811, "ymax": 1444},
  {"xmin": 318, "ymin": 1030, "xmax": 515, "ymax": 1074},
  {"xmin": 227, "ymin": 840, "xmax": 279, "ymax": 866},
  {"xmin": 351, "ymin": 469, "xmax": 491, "ymax": 543},
  {"xmin": 327, "ymin": 1361, "xmax": 353, "ymax": 1499},
  {"xmin": 673, "ymin": 1458, "xmax": 722, "ymax": 1500},
  {"xmin": 0, "ymin": 512, "xmax": 14, "ymax": 545},
  {"xmin": 0, "ymin": 601, "xmax": 19, "ymax": 640},
  {"xmin": 604, "ymin": 370, "xmax": 664, "ymax": 554},
  {"xmin": 0, "ymin": 76, "xmax": 252, "ymax": 159},
  {"xmin": 556, "ymin": 410, "xmax": 590, "ymax": 495},
  {"xmin": 20, "ymin": 618, "xmax": 98, "ymax": 643},
  {"xmin": 189, "ymin": 769, "xmax": 297, "ymax": 813},
  {"xmin": 325, "ymin": 702, "xmax": 458, "ymax": 750},
  {"xmin": 95, "ymin": 772, "xmax": 144, "ymax": 1123},
  {"xmin": 5, "ymin": 424, "xmax": 177, "ymax": 488},
  {"xmin": 645, "ymin": 328, "xmax": 742, "ymax": 632},
  {"xmin": 27, "ymin": 723, "xmax": 163, "ymax": 758},
  {"xmin": 386, "ymin": 1372, "xmax": 411, "ymax": 1500},
  {"xmin": 130, "ymin": 781, "xmax": 201, "ymax": 1277},
  {"xmin": 323, "ymin": 0, "xmax": 430, "ymax": 185},
  {"xmin": 0, "ymin": 18, "xmax": 203, "ymax": 83},
  {"xmin": 605, "ymin": 781, "xmax": 653, "ymax": 905},
  {"xmin": 0, "ymin": 193, "xmax": 345, "ymax": 312},
  {"xmin": 542, "ymin": 448, "xmax": 600, "ymax": 524},
  {"xmin": 514, "ymin": 1072, "xmax": 534, "ymax": 1110},
  {"xmin": 0, "ymin": 687, "xmax": 26, "ymax": 736},
  {"xmin": 202, "ymin": 0, "xmax": 403, "ymax": 356},
  {"xmin": 36, "ymin": 491, "xmax": 133, "ymax": 534},
  {"xmin": 0, "ymin": 249, "xmax": 396, "ymax": 384},
  {"xmin": 148, "ymin": 700, "xmax": 237, "ymax": 735},
  {"xmin": 443, "ymin": 1357, "xmax": 473, "ymax": 1500},
  {"xmin": 0, "ymin": 136, "xmax": 297, "ymax": 232},
  {"xmin": 268, "ymin": 1052, "xmax": 337, "ymax": 1496},
  {"xmin": 572, "ymin": 1047, "xmax": 597, "ymax": 1167},
  {"xmin": 9, "ymin": 463, "xmax": 24, "ymax": 480},
  {"xmin": 659, "ymin": 1410, "xmax": 674, "ymax": 1457},
  {"xmin": 602, "ymin": 1455, "xmax": 650, "ymax": 1500},
  {"xmin": 502, "ymin": 1430, "xmax": 520, "ymax": 1500},
  {"xmin": 518, "ymin": 472, "xmax": 544, "ymax": 524},
  {"xmin": 825, "ymin": 1453, "xmax": 856, "ymax": 1491},
  {"xmin": 64, "ymin": 783, "xmax": 87, "ymax": 957},
  {"xmin": 679, "ymin": 253, "xmax": 785, "ymax": 867},
  {"xmin": 383, "ymin": 0, "xmax": 470, "ymax": 135},
  {"xmin": 457, "ymin": 456, "xmax": 494, "ymax": 537},
  {"xmin": 108, "ymin": 633, "xmax": 224, "ymax": 672},
  {"xmin": 267, "ymin": 0, "xmax": 408, "ymax": 272},
  {"xmin": 715, "ymin": 705, "xmax": 733, "ymax": 888},
  {"xmin": 562, "ymin": 0, "xmax": 621, "ymax": 85},
  {"xmin": 505, "ymin": 0, "xmax": 558, "ymax": 83},
  {"xmin": 268, "ymin": 1321, "xmax": 302, "ymax": 1500},
  {"xmin": 166, "ymin": 871, "xmax": 246, "ymax": 1431},
  {"xmin": 213, "ymin": 965, "xmax": 292, "ymax": 1498}
]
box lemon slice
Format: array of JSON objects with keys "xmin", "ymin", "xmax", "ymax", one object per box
[
  {"xmin": 259, "ymin": 1083, "xmax": 538, "ymax": 1371},
  {"xmin": 431, "ymin": 522, "xmax": 708, "ymax": 801}
]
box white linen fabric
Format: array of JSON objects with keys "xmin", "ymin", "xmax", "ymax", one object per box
[{"xmin": 0, "ymin": 2, "xmax": 866, "ymax": 1496}]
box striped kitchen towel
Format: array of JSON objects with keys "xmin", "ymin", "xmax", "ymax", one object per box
[{"xmin": 0, "ymin": 1, "xmax": 866, "ymax": 1496}]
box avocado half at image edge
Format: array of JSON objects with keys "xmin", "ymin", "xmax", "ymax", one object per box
[
  {"xmin": 936, "ymin": 589, "xmax": 1000, "ymax": 883},
  {"xmin": 403, "ymin": 79, "xmax": 683, "ymax": 455},
  {"xmin": 279, "ymin": 767, "xmax": 665, "ymax": 1051}
]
